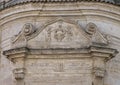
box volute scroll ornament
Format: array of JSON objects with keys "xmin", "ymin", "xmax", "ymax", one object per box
[
  {"xmin": 86, "ymin": 22, "xmax": 97, "ymax": 35},
  {"xmin": 23, "ymin": 23, "xmax": 36, "ymax": 36},
  {"xmin": 12, "ymin": 23, "xmax": 36, "ymax": 48},
  {"xmin": 86, "ymin": 22, "xmax": 108, "ymax": 45}
]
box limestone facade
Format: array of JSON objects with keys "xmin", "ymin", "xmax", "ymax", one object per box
[{"xmin": 0, "ymin": 1, "xmax": 120, "ymax": 85}]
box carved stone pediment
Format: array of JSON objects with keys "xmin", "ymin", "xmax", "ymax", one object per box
[
  {"xmin": 3, "ymin": 19, "xmax": 118, "ymax": 85},
  {"xmin": 27, "ymin": 19, "xmax": 91, "ymax": 49},
  {"xmin": 11, "ymin": 18, "xmax": 108, "ymax": 49}
]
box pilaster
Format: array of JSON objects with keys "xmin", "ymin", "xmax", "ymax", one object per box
[
  {"xmin": 3, "ymin": 47, "xmax": 28, "ymax": 85},
  {"xmin": 90, "ymin": 46, "xmax": 118, "ymax": 85}
]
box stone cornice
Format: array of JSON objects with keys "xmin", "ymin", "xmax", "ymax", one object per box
[
  {"xmin": 90, "ymin": 46, "xmax": 118, "ymax": 61},
  {"xmin": 0, "ymin": 2, "xmax": 119, "ymax": 28},
  {"xmin": 0, "ymin": 0, "xmax": 119, "ymax": 11},
  {"xmin": 3, "ymin": 46, "xmax": 118, "ymax": 60},
  {"xmin": 3, "ymin": 47, "xmax": 28, "ymax": 56},
  {"xmin": 0, "ymin": 2, "xmax": 119, "ymax": 27}
]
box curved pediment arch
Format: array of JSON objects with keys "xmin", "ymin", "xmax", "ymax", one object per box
[
  {"xmin": 26, "ymin": 18, "xmax": 90, "ymax": 49},
  {"xmin": 26, "ymin": 18, "xmax": 90, "ymax": 41},
  {"xmin": 11, "ymin": 18, "xmax": 108, "ymax": 49}
]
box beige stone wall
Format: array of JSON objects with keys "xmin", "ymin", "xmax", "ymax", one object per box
[
  {"xmin": 0, "ymin": 2, "xmax": 120, "ymax": 85},
  {"xmin": 25, "ymin": 55, "xmax": 92, "ymax": 85}
]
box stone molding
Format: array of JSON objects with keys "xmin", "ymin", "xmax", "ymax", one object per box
[
  {"xmin": 3, "ymin": 46, "xmax": 118, "ymax": 60},
  {"xmin": 3, "ymin": 45, "xmax": 118, "ymax": 84},
  {"xmin": 0, "ymin": 0, "xmax": 119, "ymax": 11},
  {"xmin": 0, "ymin": 2, "xmax": 120, "ymax": 26}
]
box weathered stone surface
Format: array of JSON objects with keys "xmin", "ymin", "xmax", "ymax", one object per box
[{"xmin": 0, "ymin": 2, "xmax": 120, "ymax": 85}]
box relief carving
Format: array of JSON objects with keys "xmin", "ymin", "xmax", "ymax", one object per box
[
  {"xmin": 86, "ymin": 22, "xmax": 108, "ymax": 45},
  {"xmin": 26, "ymin": 19, "xmax": 90, "ymax": 49},
  {"xmin": 54, "ymin": 21, "xmax": 66, "ymax": 42},
  {"xmin": 11, "ymin": 20, "xmax": 110, "ymax": 49},
  {"xmin": 45, "ymin": 20, "xmax": 74, "ymax": 43},
  {"xmin": 86, "ymin": 22, "xmax": 97, "ymax": 35},
  {"xmin": 23, "ymin": 23, "xmax": 36, "ymax": 36},
  {"xmin": 12, "ymin": 23, "xmax": 36, "ymax": 48},
  {"xmin": 2, "ymin": 18, "xmax": 119, "ymax": 85}
]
